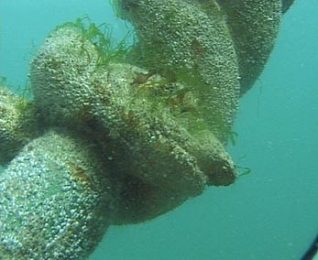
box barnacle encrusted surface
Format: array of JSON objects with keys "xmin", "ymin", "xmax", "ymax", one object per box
[
  {"xmin": 0, "ymin": 85, "xmax": 38, "ymax": 164},
  {"xmin": 0, "ymin": 130, "xmax": 114, "ymax": 259},
  {"xmin": 31, "ymin": 25, "xmax": 235, "ymax": 224},
  {"xmin": 96, "ymin": 66, "xmax": 235, "ymax": 224},
  {"xmin": 31, "ymin": 25, "xmax": 99, "ymax": 126},
  {"xmin": 117, "ymin": 0, "xmax": 240, "ymax": 141},
  {"xmin": 216, "ymin": 0, "xmax": 282, "ymax": 94}
]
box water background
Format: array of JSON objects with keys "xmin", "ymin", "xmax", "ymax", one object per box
[{"xmin": 0, "ymin": 1, "xmax": 317, "ymax": 259}]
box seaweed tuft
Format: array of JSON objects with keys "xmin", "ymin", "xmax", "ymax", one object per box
[{"xmin": 59, "ymin": 16, "xmax": 132, "ymax": 67}]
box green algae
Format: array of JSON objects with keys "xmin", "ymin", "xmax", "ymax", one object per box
[{"xmin": 57, "ymin": 17, "xmax": 131, "ymax": 67}]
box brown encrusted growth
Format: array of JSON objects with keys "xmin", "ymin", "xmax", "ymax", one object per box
[{"xmin": 68, "ymin": 162, "xmax": 95, "ymax": 189}]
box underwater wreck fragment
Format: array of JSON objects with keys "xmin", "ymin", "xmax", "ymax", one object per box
[
  {"xmin": 0, "ymin": 130, "xmax": 114, "ymax": 260},
  {"xmin": 31, "ymin": 25, "xmax": 236, "ymax": 224},
  {"xmin": 0, "ymin": 0, "xmax": 295, "ymax": 257}
]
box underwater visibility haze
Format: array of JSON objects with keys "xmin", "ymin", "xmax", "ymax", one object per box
[{"xmin": 0, "ymin": 0, "xmax": 317, "ymax": 259}]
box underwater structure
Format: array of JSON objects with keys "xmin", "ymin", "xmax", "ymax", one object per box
[{"xmin": 0, "ymin": 0, "xmax": 294, "ymax": 259}]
